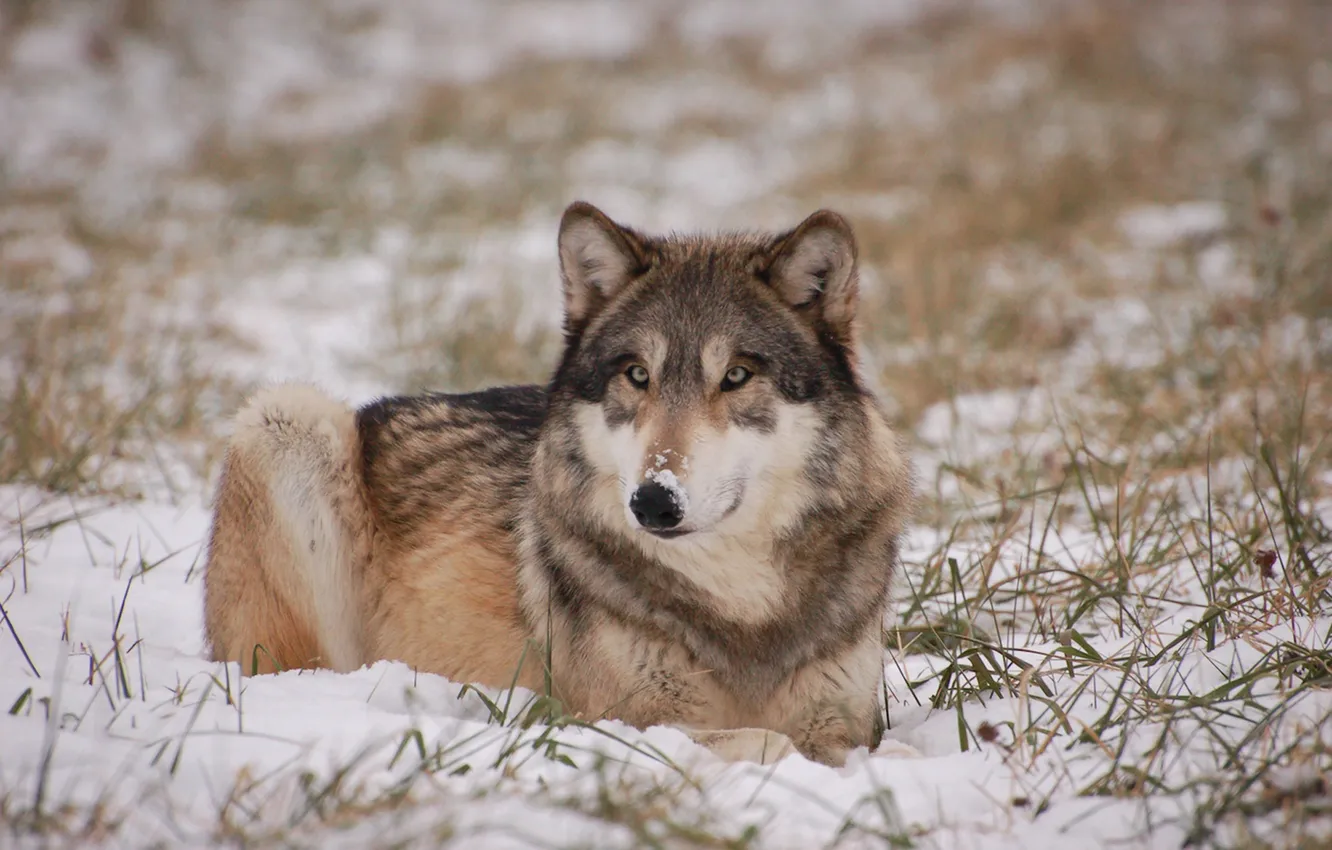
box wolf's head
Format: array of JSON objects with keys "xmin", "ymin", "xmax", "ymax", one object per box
[{"xmin": 543, "ymin": 201, "xmax": 879, "ymax": 545}]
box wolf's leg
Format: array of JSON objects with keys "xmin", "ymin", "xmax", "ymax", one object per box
[
  {"xmin": 767, "ymin": 637, "xmax": 888, "ymax": 766},
  {"xmin": 680, "ymin": 727, "xmax": 797, "ymax": 765},
  {"xmin": 787, "ymin": 710, "xmax": 858, "ymax": 767},
  {"xmin": 203, "ymin": 385, "xmax": 371, "ymax": 674}
]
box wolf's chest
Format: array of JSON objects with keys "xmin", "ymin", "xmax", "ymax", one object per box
[
  {"xmin": 645, "ymin": 534, "xmax": 788, "ymax": 626},
  {"xmin": 582, "ymin": 617, "xmax": 757, "ymax": 727}
]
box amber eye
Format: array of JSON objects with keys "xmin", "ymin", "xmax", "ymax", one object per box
[
  {"xmin": 720, "ymin": 365, "xmax": 752, "ymax": 391},
  {"xmin": 626, "ymin": 364, "xmax": 650, "ymax": 389}
]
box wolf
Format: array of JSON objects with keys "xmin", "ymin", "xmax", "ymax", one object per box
[{"xmin": 203, "ymin": 202, "xmax": 913, "ymax": 766}]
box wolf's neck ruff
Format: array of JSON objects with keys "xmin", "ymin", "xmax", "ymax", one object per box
[
  {"xmin": 521, "ymin": 396, "xmax": 902, "ymax": 704},
  {"xmin": 203, "ymin": 201, "xmax": 913, "ymax": 766}
]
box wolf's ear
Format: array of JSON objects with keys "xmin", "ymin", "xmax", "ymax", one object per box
[
  {"xmin": 760, "ymin": 210, "xmax": 859, "ymax": 338},
  {"xmin": 558, "ymin": 201, "xmax": 649, "ymax": 332}
]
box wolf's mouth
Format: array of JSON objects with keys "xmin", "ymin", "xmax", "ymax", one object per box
[{"xmin": 646, "ymin": 528, "xmax": 691, "ymax": 540}]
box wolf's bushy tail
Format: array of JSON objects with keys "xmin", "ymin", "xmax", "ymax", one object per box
[{"xmin": 204, "ymin": 384, "xmax": 372, "ymax": 674}]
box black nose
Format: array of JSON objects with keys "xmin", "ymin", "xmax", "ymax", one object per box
[{"xmin": 630, "ymin": 481, "xmax": 684, "ymax": 530}]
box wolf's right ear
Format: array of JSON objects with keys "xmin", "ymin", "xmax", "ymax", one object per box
[{"xmin": 558, "ymin": 202, "xmax": 649, "ymax": 332}]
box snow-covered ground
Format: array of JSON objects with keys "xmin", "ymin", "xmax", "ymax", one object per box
[
  {"xmin": 3, "ymin": 1, "xmax": 1330, "ymax": 847},
  {"xmin": 11, "ymin": 490, "xmax": 1321, "ymax": 849}
]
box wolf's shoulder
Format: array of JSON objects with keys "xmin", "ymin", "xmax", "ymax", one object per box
[{"xmin": 354, "ymin": 385, "xmax": 546, "ymax": 539}]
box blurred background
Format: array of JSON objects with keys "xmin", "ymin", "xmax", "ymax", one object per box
[{"xmin": 2, "ymin": 0, "xmax": 1329, "ymax": 504}]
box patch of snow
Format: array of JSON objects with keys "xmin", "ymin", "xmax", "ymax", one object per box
[
  {"xmin": 497, "ymin": 1, "xmax": 651, "ymax": 63},
  {"xmin": 1118, "ymin": 202, "xmax": 1228, "ymax": 249},
  {"xmin": 1253, "ymin": 78, "xmax": 1301, "ymax": 120},
  {"xmin": 916, "ymin": 389, "xmax": 1050, "ymax": 452},
  {"xmin": 976, "ymin": 60, "xmax": 1051, "ymax": 110},
  {"xmin": 825, "ymin": 189, "xmax": 924, "ymax": 223},
  {"xmin": 1064, "ymin": 295, "xmax": 1196, "ymax": 373},
  {"xmin": 678, "ymin": 0, "xmax": 939, "ymax": 57},
  {"xmin": 207, "ymin": 252, "xmax": 399, "ymax": 404},
  {"xmin": 607, "ymin": 75, "xmax": 770, "ymax": 136},
  {"xmin": 913, "ymin": 389, "xmax": 1064, "ymax": 504},
  {"xmin": 406, "ymin": 143, "xmax": 510, "ymax": 189},
  {"xmin": 1196, "ymin": 242, "xmax": 1256, "ymax": 298},
  {"xmin": 664, "ymin": 139, "xmax": 797, "ymax": 211}
]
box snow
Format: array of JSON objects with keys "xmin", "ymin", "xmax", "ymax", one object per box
[
  {"xmin": 1196, "ymin": 242, "xmax": 1257, "ymax": 298},
  {"xmin": 644, "ymin": 468, "xmax": 690, "ymax": 514},
  {"xmin": 1117, "ymin": 202, "xmax": 1228, "ymax": 249},
  {"xmin": 6, "ymin": 479, "xmax": 1326, "ymax": 846}
]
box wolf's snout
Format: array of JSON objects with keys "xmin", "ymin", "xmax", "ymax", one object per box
[{"xmin": 629, "ymin": 481, "xmax": 684, "ymax": 531}]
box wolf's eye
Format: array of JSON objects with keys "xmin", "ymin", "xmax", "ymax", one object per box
[
  {"xmin": 626, "ymin": 364, "xmax": 650, "ymax": 389},
  {"xmin": 721, "ymin": 365, "xmax": 752, "ymax": 391}
]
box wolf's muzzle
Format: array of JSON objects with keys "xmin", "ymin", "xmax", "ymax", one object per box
[{"xmin": 629, "ymin": 481, "xmax": 685, "ymax": 532}]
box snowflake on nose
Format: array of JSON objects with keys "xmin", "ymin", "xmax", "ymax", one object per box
[{"xmin": 645, "ymin": 467, "xmax": 689, "ymax": 512}]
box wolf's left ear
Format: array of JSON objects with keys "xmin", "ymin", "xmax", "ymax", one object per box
[
  {"xmin": 558, "ymin": 201, "xmax": 649, "ymax": 332},
  {"xmin": 759, "ymin": 210, "xmax": 859, "ymax": 339}
]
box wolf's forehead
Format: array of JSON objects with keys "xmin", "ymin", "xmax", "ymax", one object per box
[
  {"xmin": 589, "ymin": 236, "xmax": 797, "ymax": 354},
  {"xmin": 627, "ymin": 292, "xmax": 773, "ymax": 356},
  {"xmin": 636, "ymin": 247, "xmax": 777, "ymax": 320}
]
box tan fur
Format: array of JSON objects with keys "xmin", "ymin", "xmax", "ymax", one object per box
[
  {"xmin": 205, "ymin": 385, "xmax": 369, "ymax": 674},
  {"xmin": 205, "ymin": 387, "xmax": 539, "ymax": 689},
  {"xmin": 366, "ymin": 532, "xmax": 542, "ymax": 691}
]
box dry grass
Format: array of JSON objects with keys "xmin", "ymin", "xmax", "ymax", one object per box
[
  {"xmin": 0, "ymin": 239, "xmax": 246, "ymax": 499},
  {"xmin": 7, "ymin": 1, "xmax": 1326, "ymax": 483}
]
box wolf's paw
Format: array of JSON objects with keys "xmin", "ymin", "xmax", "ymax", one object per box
[
  {"xmin": 874, "ymin": 738, "xmax": 924, "ymax": 759},
  {"xmin": 682, "ymin": 727, "xmax": 797, "ymax": 765}
]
